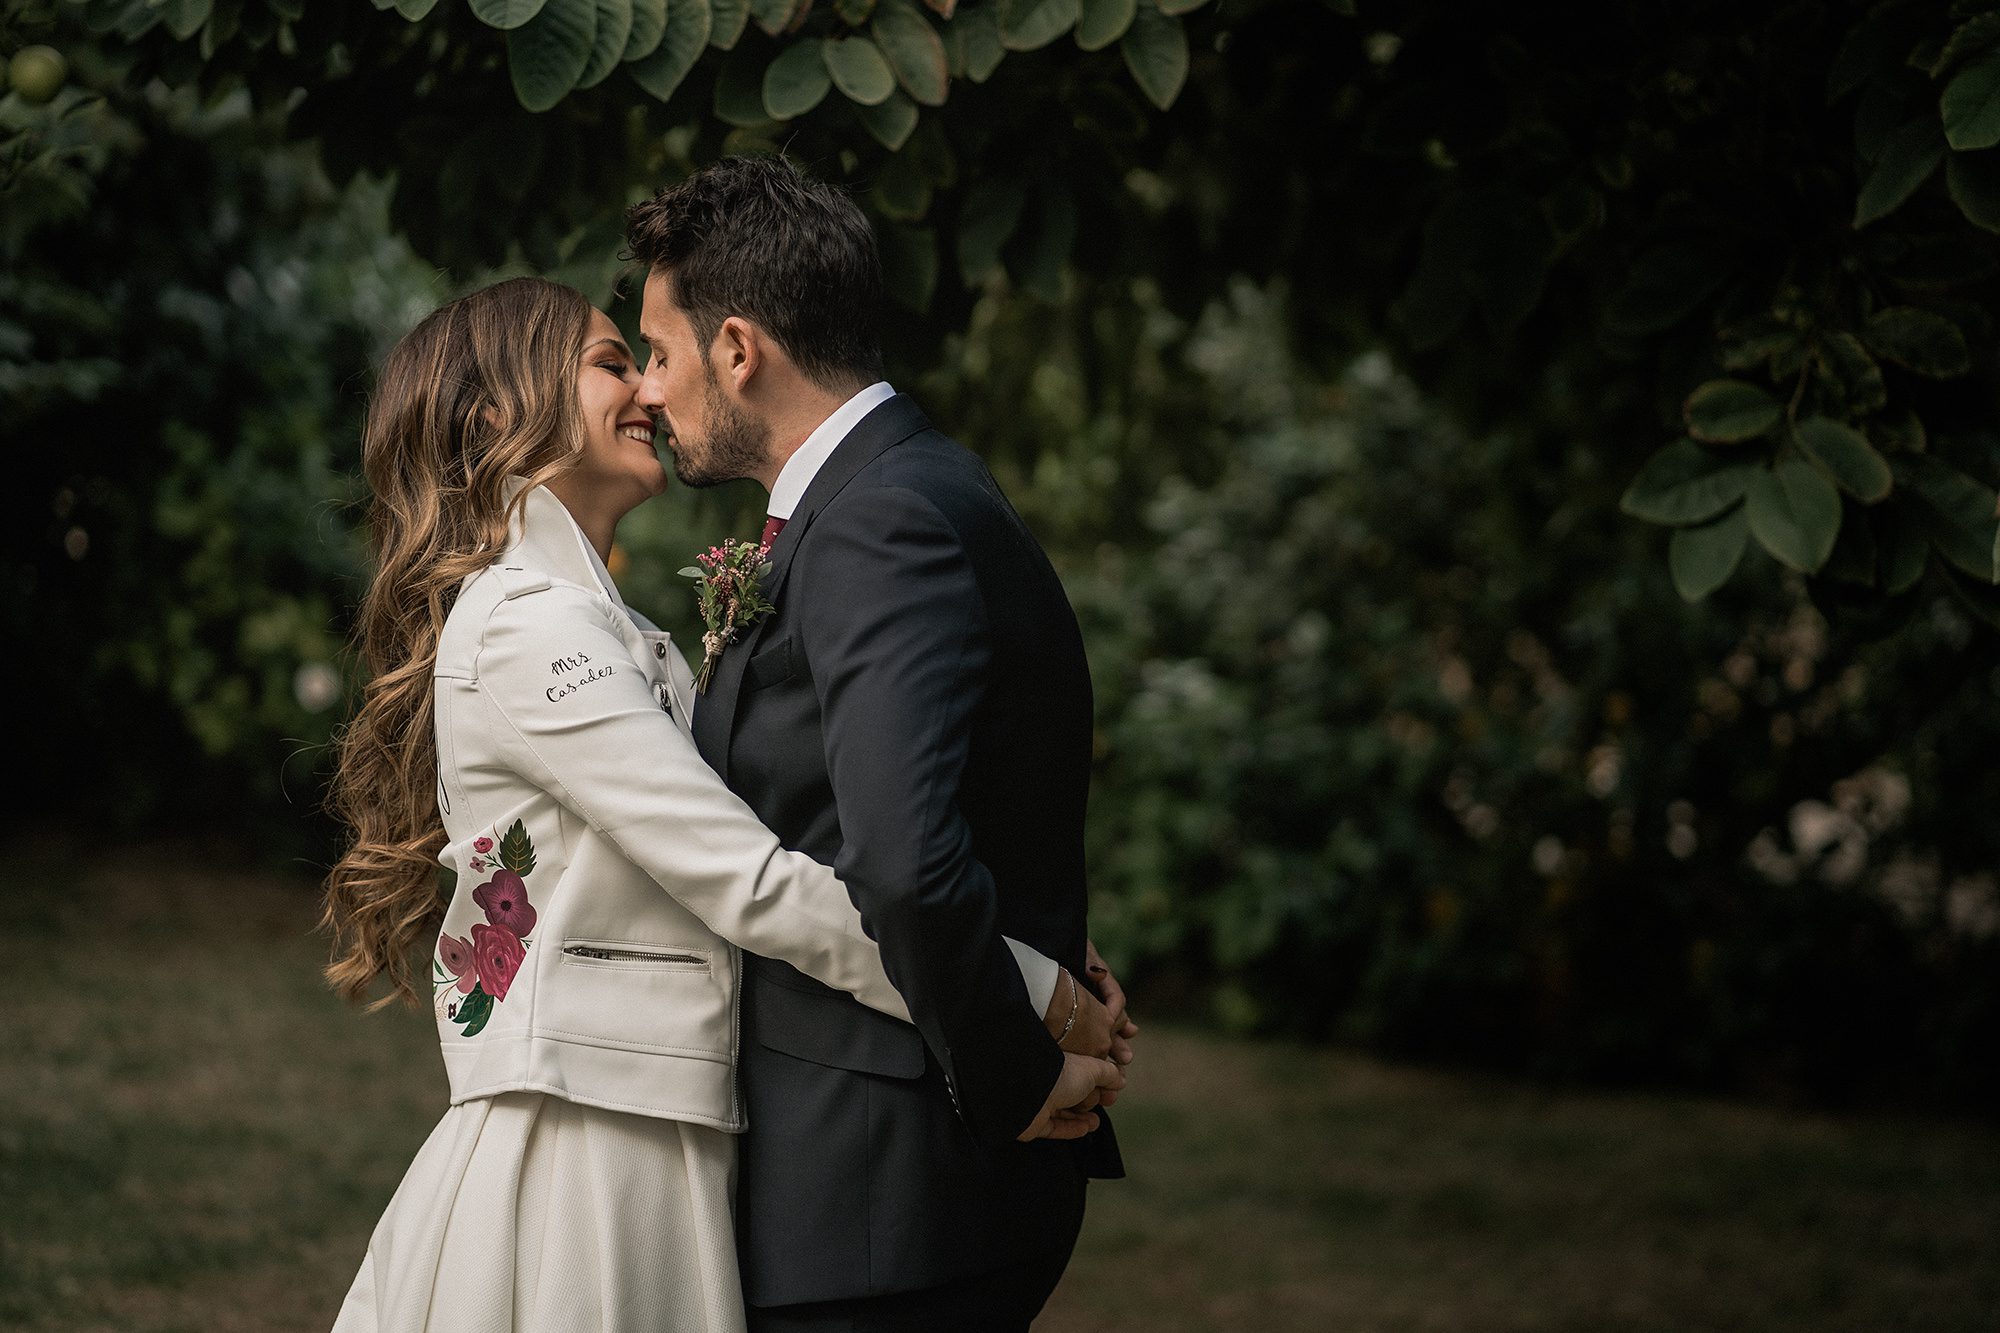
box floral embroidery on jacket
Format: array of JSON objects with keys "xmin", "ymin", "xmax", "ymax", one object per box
[{"xmin": 433, "ymin": 819, "xmax": 538, "ymax": 1037}]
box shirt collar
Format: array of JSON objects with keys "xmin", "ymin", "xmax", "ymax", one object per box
[{"xmin": 766, "ymin": 381, "xmax": 895, "ymax": 520}]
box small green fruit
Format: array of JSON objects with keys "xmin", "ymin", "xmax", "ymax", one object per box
[{"xmin": 9, "ymin": 46, "xmax": 67, "ymax": 106}]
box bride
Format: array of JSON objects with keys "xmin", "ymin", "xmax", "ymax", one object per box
[{"xmin": 319, "ymin": 277, "xmax": 1124, "ymax": 1331}]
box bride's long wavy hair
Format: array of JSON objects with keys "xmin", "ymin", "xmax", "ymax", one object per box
[{"xmin": 323, "ymin": 276, "xmax": 592, "ymax": 1008}]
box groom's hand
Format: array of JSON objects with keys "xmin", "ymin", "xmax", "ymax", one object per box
[{"xmin": 1016, "ymin": 1053, "xmax": 1123, "ymax": 1142}]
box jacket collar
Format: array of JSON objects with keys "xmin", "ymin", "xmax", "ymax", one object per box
[
  {"xmin": 691, "ymin": 394, "xmax": 933, "ymax": 776},
  {"xmin": 498, "ymin": 475, "xmax": 628, "ymax": 610}
]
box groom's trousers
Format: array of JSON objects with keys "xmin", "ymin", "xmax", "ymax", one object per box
[{"xmin": 743, "ymin": 1161, "xmax": 1085, "ymax": 1333}]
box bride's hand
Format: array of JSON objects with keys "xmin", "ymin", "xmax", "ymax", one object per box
[{"xmin": 1050, "ymin": 969, "xmax": 1116, "ymax": 1059}]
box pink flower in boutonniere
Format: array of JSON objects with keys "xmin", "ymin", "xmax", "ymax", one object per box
[
  {"xmin": 679, "ymin": 536, "xmax": 778, "ymax": 694},
  {"xmin": 473, "ymin": 836, "xmax": 494, "ymax": 854}
]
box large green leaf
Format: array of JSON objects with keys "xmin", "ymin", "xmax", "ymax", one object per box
[
  {"xmin": 499, "ymin": 818, "xmax": 538, "ymax": 876},
  {"xmin": 1682, "ymin": 378, "xmax": 1781, "ymax": 444},
  {"xmin": 1618, "ymin": 439, "xmax": 1760, "ymax": 526},
  {"xmin": 1792, "ymin": 417, "xmax": 1892, "ymax": 503},
  {"xmin": 957, "ymin": 176, "xmax": 1027, "ymax": 285},
  {"xmin": 714, "ymin": 48, "xmax": 778, "ymax": 125},
  {"xmin": 1814, "ymin": 330, "xmax": 1886, "ymax": 415},
  {"xmin": 473, "ymin": 0, "xmax": 551, "ymax": 29},
  {"xmin": 1076, "ymin": 0, "xmax": 1136, "ymax": 51},
  {"xmin": 710, "ymin": 0, "xmax": 751, "ymax": 49},
  {"xmin": 508, "ymin": 0, "xmax": 598, "ymax": 113},
  {"xmin": 946, "ymin": 3, "xmax": 1005, "ymax": 80},
  {"xmin": 1942, "ymin": 50, "xmax": 2000, "ymax": 151},
  {"xmin": 873, "ymin": 0, "xmax": 949, "ymax": 105},
  {"xmin": 160, "ymin": 0, "xmax": 212, "ymax": 41},
  {"xmin": 763, "ymin": 39, "xmax": 832, "ymax": 119},
  {"xmin": 1947, "ymin": 148, "xmax": 2000, "ymax": 231},
  {"xmin": 628, "ymin": 0, "xmax": 709, "ymax": 100},
  {"xmin": 576, "ymin": 0, "xmax": 635, "ymax": 89},
  {"xmin": 1120, "ymin": 5, "xmax": 1188, "ymax": 111},
  {"xmin": 856, "ymin": 89, "xmax": 919, "ymax": 150},
  {"xmin": 396, "ymin": 0, "xmax": 443, "ymax": 18},
  {"xmin": 1854, "ymin": 117, "xmax": 1945, "ymax": 226},
  {"xmin": 623, "ymin": 0, "xmax": 667, "ymax": 59},
  {"xmin": 1668, "ymin": 507, "xmax": 1748, "ymax": 601},
  {"xmin": 825, "ymin": 35, "xmax": 897, "ymax": 105},
  {"xmin": 1745, "ymin": 460, "xmax": 1842, "ymax": 573},
  {"xmin": 1896, "ymin": 454, "xmax": 2000, "ymax": 580},
  {"xmin": 999, "ymin": 0, "xmax": 1080, "ymax": 52},
  {"xmin": 1931, "ymin": 12, "xmax": 2000, "ymax": 80},
  {"xmin": 1862, "ymin": 307, "xmax": 1971, "ymax": 378},
  {"xmin": 750, "ymin": 0, "xmax": 803, "ymax": 37}
]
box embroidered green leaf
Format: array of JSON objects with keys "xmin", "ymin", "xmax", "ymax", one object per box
[
  {"xmin": 499, "ymin": 819, "xmax": 537, "ymax": 876},
  {"xmin": 456, "ymin": 984, "xmax": 496, "ymax": 1036}
]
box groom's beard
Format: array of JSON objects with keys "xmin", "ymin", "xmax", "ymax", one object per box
[{"xmin": 669, "ymin": 370, "xmax": 770, "ymax": 489}]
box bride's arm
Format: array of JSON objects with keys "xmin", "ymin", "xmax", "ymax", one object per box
[{"xmin": 476, "ymin": 583, "xmax": 1061, "ymax": 1024}]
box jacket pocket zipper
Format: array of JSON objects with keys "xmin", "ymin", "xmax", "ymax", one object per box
[{"xmin": 561, "ymin": 944, "xmax": 707, "ymax": 965}]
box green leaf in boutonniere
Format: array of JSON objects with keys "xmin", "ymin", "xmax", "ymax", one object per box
[{"xmin": 686, "ymin": 535, "xmax": 779, "ymax": 693}]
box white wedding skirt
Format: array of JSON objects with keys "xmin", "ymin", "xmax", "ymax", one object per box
[{"xmin": 332, "ymin": 1091, "xmax": 745, "ymax": 1332}]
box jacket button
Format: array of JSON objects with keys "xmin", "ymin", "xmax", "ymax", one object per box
[{"xmin": 655, "ymin": 643, "xmax": 667, "ymax": 658}]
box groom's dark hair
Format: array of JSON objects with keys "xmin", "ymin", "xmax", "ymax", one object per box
[{"xmin": 624, "ymin": 155, "xmax": 885, "ymax": 391}]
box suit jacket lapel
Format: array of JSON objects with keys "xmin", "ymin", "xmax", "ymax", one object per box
[{"xmin": 692, "ymin": 394, "xmax": 933, "ymax": 781}]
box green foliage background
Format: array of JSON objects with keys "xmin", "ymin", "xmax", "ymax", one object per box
[{"xmin": 5, "ymin": 0, "xmax": 1998, "ymax": 1105}]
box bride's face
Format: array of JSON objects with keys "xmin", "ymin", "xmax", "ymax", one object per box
[{"xmin": 567, "ymin": 306, "xmax": 667, "ymax": 513}]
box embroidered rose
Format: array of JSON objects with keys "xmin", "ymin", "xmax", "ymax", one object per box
[
  {"xmin": 472, "ymin": 922, "xmax": 526, "ymax": 1001},
  {"xmin": 437, "ymin": 933, "xmax": 478, "ymax": 993},
  {"xmin": 473, "ymin": 869, "xmax": 537, "ymax": 936},
  {"xmin": 473, "ymin": 836, "xmax": 494, "ymax": 854}
]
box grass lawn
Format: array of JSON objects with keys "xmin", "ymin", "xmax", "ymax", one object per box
[{"xmin": 4, "ymin": 839, "xmax": 1996, "ymax": 1331}]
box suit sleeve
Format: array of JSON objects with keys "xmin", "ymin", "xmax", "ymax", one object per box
[
  {"xmin": 474, "ymin": 582, "xmax": 915, "ymax": 1021},
  {"xmin": 798, "ymin": 484, "xmax": 1064, "ymax": 1144}
]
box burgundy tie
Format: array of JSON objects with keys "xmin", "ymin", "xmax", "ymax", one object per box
[{"xmin": 759, "ymin": 514, "xmax": 788, "ymax": 548}]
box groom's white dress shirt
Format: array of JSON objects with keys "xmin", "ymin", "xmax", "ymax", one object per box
[
  {"xmin": 767, "ymin": 380, "xmax": 897, "ymax": 520},
  {"xmin": 755, "ymin": 379, "xmax": 1062, "ymax": 1017}
]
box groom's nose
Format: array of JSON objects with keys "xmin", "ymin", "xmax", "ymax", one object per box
[{"xmin": 634, "ymin": 367, "xmax": 666, "ymax": 415}]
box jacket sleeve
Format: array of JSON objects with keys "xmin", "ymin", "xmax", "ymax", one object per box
[
  {"xmin": 798, "ymin": 484, "xmax": 1065, "ymax": 1145},
  {"xmin": 473, "ymin": 581, "xmax": 916, "ymax": 1020}
]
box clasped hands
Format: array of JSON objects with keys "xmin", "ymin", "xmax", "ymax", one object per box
[{"xmin": 1019, "ymin": 939, "xmax": 1139, "ymax": 1142}]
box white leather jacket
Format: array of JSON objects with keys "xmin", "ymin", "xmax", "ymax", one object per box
[{"xmin": 427, "ymin": 482, "xmax": 1053, "ymax": 1131}]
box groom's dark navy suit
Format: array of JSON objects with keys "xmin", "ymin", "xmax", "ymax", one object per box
[{"xmin": 692, "ymin": 393, "xmax": 1122, "ymax": 1318}]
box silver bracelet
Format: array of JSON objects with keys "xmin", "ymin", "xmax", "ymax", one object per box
[{"xmin": 1056, "ymin": 967, "xmax": 1079, "ymax": 1042}]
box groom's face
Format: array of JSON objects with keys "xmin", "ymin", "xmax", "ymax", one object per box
[{"xmin": 636, "ymin": 270, "xmax": 768, "ymax": 489}]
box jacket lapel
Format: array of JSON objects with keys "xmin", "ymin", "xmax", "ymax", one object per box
[{"xmin": 692, "ymin": 394, "xmax": 933, "ymax": 780}]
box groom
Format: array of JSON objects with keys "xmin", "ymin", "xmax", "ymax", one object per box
[{"xmin": 626, "ymin": 157, "xmax": 1127, "ymax": 1329}]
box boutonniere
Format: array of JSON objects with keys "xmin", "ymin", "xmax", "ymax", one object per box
[{"xmin": 680, "ymin": 536, "xmax": 777, "ymax": 693}]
